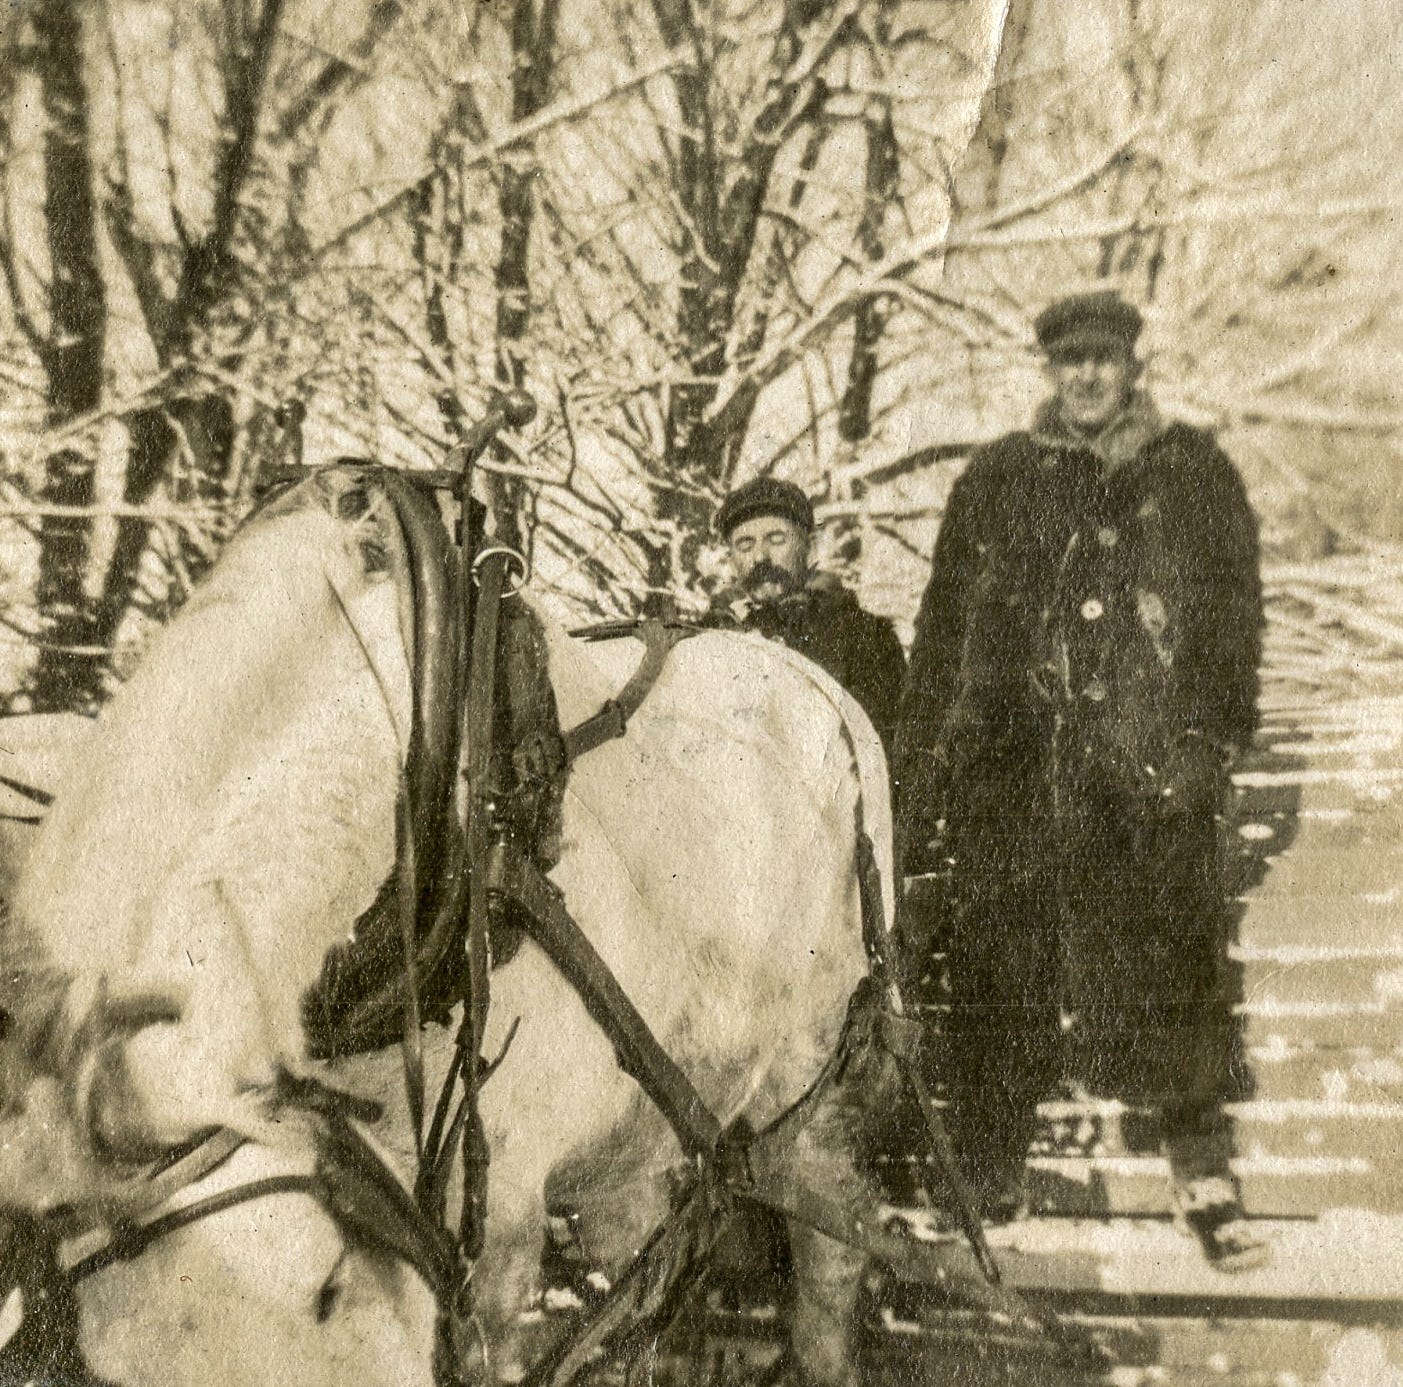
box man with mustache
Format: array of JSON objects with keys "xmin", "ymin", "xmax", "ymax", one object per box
[
  {"xmin": 705, "ymin": 477, "xmax": 906, "ymax": 754},
  {"xmin": 894, "ymin": 290, "xmax": 1266, "ymax": 1269}
]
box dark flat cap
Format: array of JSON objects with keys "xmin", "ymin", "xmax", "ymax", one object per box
[
  {"xmin": 715, "ymin": 478, "xmax": 815, "ymax": 538},
  {"xmin": 1034, "ymin": 290, "xmax": 1143, "ymax": 360}
]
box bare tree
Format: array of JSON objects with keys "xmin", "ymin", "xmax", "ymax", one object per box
[
  {"xmin": 0, "ymin": 0, "xmax": 292, "ymax": 706},
  {"xmin": 502, "ymin": 0, "xmax": 998, "ymax": 613},
  {"xmin": 2, "ymin": 0, "xmax": 109, "ymax": 710},
  {"xmin": 24, "ymin": 0, "xmax": 1388, "ymax": 676},
  {"xmin": 0, "ymin": 0, "xmax": 436, "ymax": 707}
]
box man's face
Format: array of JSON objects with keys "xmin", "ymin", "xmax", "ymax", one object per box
[
  {"xmin": 727, "ymin": 514, "xmax": 810, "ymax": 602},
  {"xmin": 1046, "ymin": 347, "xmax": 1140, "ymax": 434}
]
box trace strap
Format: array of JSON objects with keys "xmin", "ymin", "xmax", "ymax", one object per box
[{"xmin": 484, "ymin": 839, "xmax": 724, "ymax": 1162}]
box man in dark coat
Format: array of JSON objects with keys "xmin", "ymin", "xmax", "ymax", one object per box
[
  {"xmin": 894, "ymin": 291, "xmax": 1265, "ymax": 1267},
  {"xmin": 705, "ymin": 478, "xmax": 907, "ymax": 753}
]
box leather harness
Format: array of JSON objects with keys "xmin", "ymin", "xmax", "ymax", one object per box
[{"xmin": 5, "ymin": 400, "xmax": 1085, "ymax": 1385}]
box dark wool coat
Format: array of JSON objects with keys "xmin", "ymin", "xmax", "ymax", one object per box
[
  {"xmin": 894, "ymin": 417, "xmax": 1261, "ymax": 1117},
  {"xmin": 705, "ymin": 575, "xmax": 908, "ymax": 753}
]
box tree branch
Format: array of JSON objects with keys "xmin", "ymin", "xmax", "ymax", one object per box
[
  {"xmin": 164, "ymin": 0, "xmax": 289, "ymax": 357},
  {"xmin": 298, "ymin": 52, "xmax": 684, "ymax": 280},
  {"xmin": 275, "ymin": 0, "xmax": 401, "ymax": 144}
]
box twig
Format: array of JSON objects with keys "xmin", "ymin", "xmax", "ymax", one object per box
[{"xmin": 301, "ymin": 53, "xmax": 686, "ymax": 278}]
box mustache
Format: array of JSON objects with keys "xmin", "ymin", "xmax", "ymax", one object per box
[{"xmin": 743, "ymin": 559, "xmax": 800, "ymax": 595}]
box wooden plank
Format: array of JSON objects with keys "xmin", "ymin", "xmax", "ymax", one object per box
[
  {"xmin": 1235, "ymin": 949, "xmax": 1403, "ymax": 1005},
  {"xmin": 881, "ymin": 1207, "xmax": 1403, "ymax": 1303},
  {"xmin": 1240, "ymin": 851, "xmax": 1403, "ymax": 900},
  {"xmin": 1236, "ymin": 894, "xmax": 1403, "ymax": 950},
  {"xmin": 1020, "ymin": 1154, "xmax": 1387, "ymax": 1219},
  {"xmin": 1248, "ymin": 1045, "xmax": 1403, "ymax": 1103},
  {"xmin": 1281, "ymin": 587, "xmax": 1403, "ymax": 651},
  {"xmin": 1242, "ymin": 998, "xmax": 1400, "ymax": 1050},
  {"xmin": 1231, "ymin": 1101, "xmax": 1403, "ymax": 1170},
  {"xmin": 1260, "ymin": 733, "xmax": 1401, "ymax": 759},
  {"xmin": 1257, "ymin": 701, "xmax": 1403, "ymax": 731},
  {"xmin": 1230, "ymin": 778, "xmax": 1401, "ymax": 819},
  {"xmin": 1233, "ymin": 766, "xmax": 1403, "ymax": 791},
  {"xmin": 862, "ymin": 1302, "xmax": 1403, "ymax": 1386},
  {"xmin": 1247, "ymin": 839, "xmax": 1403, "ymax": 871}
]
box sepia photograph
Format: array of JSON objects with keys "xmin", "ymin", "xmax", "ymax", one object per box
[{"xmin": 0, "ymin": 0, "xmax": 1399, "ymax": 1383}]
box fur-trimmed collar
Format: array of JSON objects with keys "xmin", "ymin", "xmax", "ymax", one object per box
[
  {"xmin": 713, "ymin": 569, "xmax": 851, "ymax": 625},
  {"xmin": 1032, "ymin": 389, "xmax": 1165, "ymax": 475}
]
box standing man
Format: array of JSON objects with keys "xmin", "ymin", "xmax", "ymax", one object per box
[
  {"xmin": 706, "ymin": 477, "xmax": 907, "ymax": 754},
  {"xmin": 894, "ymin": 291, "xmax": 1265, "ymax": 1268}
]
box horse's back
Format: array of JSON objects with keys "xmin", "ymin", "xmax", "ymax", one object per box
[{"xmin": 482, "ymin": 623, "xmax": 881, "ymax": 1182}]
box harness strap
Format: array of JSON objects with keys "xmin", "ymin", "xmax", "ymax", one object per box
[
  {"xmin": 737, "ymin": 991, "xmax": 1096, "ymax": 1364},
  {"xmin": 313, "ymin": 1108, "xmax": 461, "ymax": 1298},
  {"xmin": 561, "ymin": 621, "xmax": 697, "ymax": 764},
  {"xmin": 739, "ymin": 1135, "xmax": 1093, "ymax": 1357},
  {"xmin": 111, "ymin": 1128, "xmax": 247, "ymax": 1224},
  {"xmin": 453, "ymin": 550, "xmax": 514, "ymax": 1261},
  {"xmin": 67, "ymin": 1176, "xmax": 322, "ymax": 1283},
  {"xmin": 61, "ymin": 1079, "xmax": 459, "ymax": 1300},
  {"xmin": 485, "ymin": 840, "xmax": 724, "ymax": 1160},
  {"xmin": 307, "ymin": 467, "xmax": 468, "ymax": 1058},
  {"xmin": 56, "ymin": 1128, "xmax": 246, "ymax": 1281}
]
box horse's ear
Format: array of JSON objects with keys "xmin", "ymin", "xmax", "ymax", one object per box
[{"xmin": 81, "ymin": 989, "xmax": 187, "ymax": 1165}]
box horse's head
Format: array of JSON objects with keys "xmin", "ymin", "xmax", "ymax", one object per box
[
  {"xmin": 0, "ymin": 966, "xmax": 442, "ymax": 1387},
  {"xmin": 0, "ymin": 473, "xmax": 443, "ymax": 1385}
]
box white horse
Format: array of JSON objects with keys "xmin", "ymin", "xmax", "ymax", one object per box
[{"xmin": 0, "ymin": 469, "xmax": 896, "ymax": 1386}]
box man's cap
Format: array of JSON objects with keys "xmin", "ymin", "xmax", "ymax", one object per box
[
  {"xmin": 1034, "ymin": 290, "xmax": 1144, "ymax": 362},
  {"xmin": 715, "ymin": 478, "xmax": 815, "ymax": 538}
]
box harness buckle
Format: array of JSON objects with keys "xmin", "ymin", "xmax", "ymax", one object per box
[{"xmin": 715, "ymin": 1121, "xmax": 756, "ymax": 1195}]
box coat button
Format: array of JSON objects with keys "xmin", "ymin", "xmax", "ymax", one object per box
[
  {"xmin": 1080, "ymin": 598, "xmax": 1104, "ymax": 621},
  {"xmin": 1097, "ymin": 526, "xmax": 1118, "ymax": 547}
]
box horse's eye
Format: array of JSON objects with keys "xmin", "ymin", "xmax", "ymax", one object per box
[{"xmin": 314, "ymin": 1276, "xmax": 342, "ymax": 1323}]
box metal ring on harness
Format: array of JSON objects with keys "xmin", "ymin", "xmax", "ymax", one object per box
[{"xmin": 470, "ymin": 546, "xmax": 529, "ymax": 593}]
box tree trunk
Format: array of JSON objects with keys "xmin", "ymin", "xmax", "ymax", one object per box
[
  {"xmin": 832, "ymin": 31, "xmax": 900, "ymax": 571},
  {"xmin": 28, "ymin": 0, "xmax": 106, "ymax": 712},
  {"xmin": 642, "ymin": 0, "xmax": 836, "ymax": 610},
  {"xmin": 88, "ymin": 0, "xmax": 283, "ymax": 643},
  {"xmin": 101, "ymin": 394, "xmax": 234, "ymax": 620}
]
